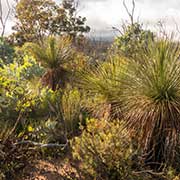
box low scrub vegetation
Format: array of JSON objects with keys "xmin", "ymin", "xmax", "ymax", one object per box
[{"xmin": 1, "ymin": 0, "xmax": 180, "ymax": 180}]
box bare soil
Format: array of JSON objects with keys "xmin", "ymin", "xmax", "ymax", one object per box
[{"xmin": 15, "ymin": 157, "xmax": 82, "ymax": 180}]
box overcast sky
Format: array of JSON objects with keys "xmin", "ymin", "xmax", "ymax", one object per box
[
  {"xmin": 2, "ymin": 0, "xmax": 180, "ymax": 38},
  {"xmin": 79, "ymin": 0, "xmax": 180, "ymax": 38}
]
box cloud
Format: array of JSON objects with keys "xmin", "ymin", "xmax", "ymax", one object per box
[
  {"xmin": 2, "ymin": 0, "xmax": 180, "ymax": 37},
  {"xmin": 78, "ymin": 0, "xmax": 180, "ymax": 38},
  {"xmin": 136, "ymin": 0, "xmax": 180, "ymax": 10},
  {"xmin": 80, "ymin": 0, "xmax": 108, "ymax": 2}
]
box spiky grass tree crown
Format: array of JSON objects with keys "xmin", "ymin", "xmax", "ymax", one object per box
[
  {"xmin": 120, "ymin": 38, "xmax": 180, "ymax": 165},
  {"xmin": 24, "ymin": 36, "xmax": 74, "ymax": 90},
  {"xmin": 78, "ymin": 56, "xmax": 127, "ymax": 119},
  {"xmin": 24, "ymin": 36, "xmax": 74, "ymax": 69}
]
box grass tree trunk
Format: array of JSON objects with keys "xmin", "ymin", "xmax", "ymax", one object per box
[
  {"xmin": 145, "ymin": 128, "xmax": 166, "ymax": 170},
  {"xmin": 42, "ymin": 68, "xmax": 70, "ymax": 91}
]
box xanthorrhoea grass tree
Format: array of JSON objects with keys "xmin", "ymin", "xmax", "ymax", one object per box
[
  {"xmin": 119, "ymin": 38, "xmax": 180, "ymax": 168},
  {"xmin": 78, "ymin": 55, "xmax": 127, "ymax": 119},
  {"xmin": 25, "ymin": 36, "xmax": 74, "ymax": 90}
]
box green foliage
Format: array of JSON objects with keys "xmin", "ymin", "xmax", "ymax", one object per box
[
  {"xmin": 62, "ymin": 0, "xmax": 90, "ymax": 37},
  {"xmin": 25, "ymin": 36, "xmax": 75, "ymax": 90},
  {"xmin": 0, "ymin": 55, "xmax": 43, "ymax": 121},
  {"xmin": 36, "ymin": 88, "xmax": 62, "ymax": 116},
  {"xmin": 0, "ymin": 37, "xmax": 14, "ymax": 64},
  {"xmin": 29, "ymin": 86, "xmax": 82, "ymax": 143},
  {"xmin": 116, "ymin": 38, "xmax": 180, "ymax": 166},
  {"xmin": 79, "ymin": 55, "xmax": 127, "ymax": 119},
  {"xmin": 114, "ymin": 23, "xmax": 154, "ymax": 58},
  {"xmin": 62, "ymin": 86, "xmax": 81, "ymax": 136},
  {"xmin": 25, "ymin": 36, "xmax": 74, "ymax": 69},
  {"xmin": 72, "ymin": 118, "xmax": 141, "ymax": 180},
  {"xmin": 11, "ymin": 0, "xmax": 90, "ymax": 45},
  {"xmin": 76, "ymin": 35, "xmax": 180, "ymax": 172},
  {"xmin": 30, "ymin": 88, "xmax": 65, "ymax": 143},
  {"xmin": 2, "ymin": 2, "xmax": 180, "ymax": 177}
]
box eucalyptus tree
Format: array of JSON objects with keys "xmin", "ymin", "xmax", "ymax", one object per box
[{"xmin": 11, "ymin": 0, "xmax": 90, "ymax": 45}]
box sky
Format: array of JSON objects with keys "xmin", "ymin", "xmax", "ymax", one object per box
[
  {"xmin": 78, "ymin": 0, "xmax": 180, "ymax": 38},
  {"xmin": 1, "ymin": 0, "xmax": 180, "ymax": 39}
]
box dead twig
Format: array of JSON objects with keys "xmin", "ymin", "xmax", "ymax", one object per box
[
  {"xmin": 3, "ymin": 113, "xmax": 22, "ymax": 143},
  {"xmin": 123, "ymin": 0, "xmax": 135, "ymax": 25},
  {"xmin": 0, "ymin": 0, "xmax": 12, "ymax": 37},
  {"xmin": 14, "ymin": 140, "xmax": 68, "ymax": 149}
]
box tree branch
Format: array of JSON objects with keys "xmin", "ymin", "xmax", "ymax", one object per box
[
  {"xmin": 3, "ymin": 113, "xmax": 22, "ymax": 143},
  {"xmin": 14, "ymin": 140, "xmax": 68, "ymax": 149},
  {"xmin": 123, "ymin": 0, "xmax": 135, "ymax": 25},
  {"xmin": 0, "ymin": 0, "xmax": 12, "ymax": 37}
]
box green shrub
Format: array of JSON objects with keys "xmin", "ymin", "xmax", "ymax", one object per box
[
  {"xmin": 62, "ymin": 87, "xmax": 82, "ymax": 137},
  {"xmin": 116, "ymin": 39, "xmax": 180, "ymax": 167},
  {"xmin": 71, "ymin": 118, "xmax": 140, "ymax": 180},
  {"xmin": 31, "ymin": 86, "xmax": 82, "ymax": 144},
  {"xmin": 0, "ymin": 55, "xmax": 43, "ymax": 123},
  {"xmin": 113, "ymin": 23, "xmax": 154, "ymax": 58},
  {"xmin": 0, "ymin": 38, "xmax": 14, "ymax": 65}
]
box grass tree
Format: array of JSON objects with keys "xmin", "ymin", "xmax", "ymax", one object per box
[
  {"xmin": 118, "ymin": 38, "xmax": 180, "ymax": 168},
  {"xmin": 77, "ymin": 36, "xmax": 180, "ymax": 168},
  {"xmin": 25, "ymin": 36, "xmax": 74, "ymax": 90},
  {"xmin": 78, "ymin": 55, "xmax": 127, "ymax": 119}
]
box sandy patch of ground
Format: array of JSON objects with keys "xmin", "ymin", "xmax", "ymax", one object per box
[{"xmin": 16, "ymin": 157, "xmax": 82, "ymax": 180}]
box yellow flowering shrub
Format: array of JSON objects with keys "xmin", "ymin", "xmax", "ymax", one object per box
[{"xmin": 71, "ymin": 119, "xmax": 139, "ymax": 180}]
